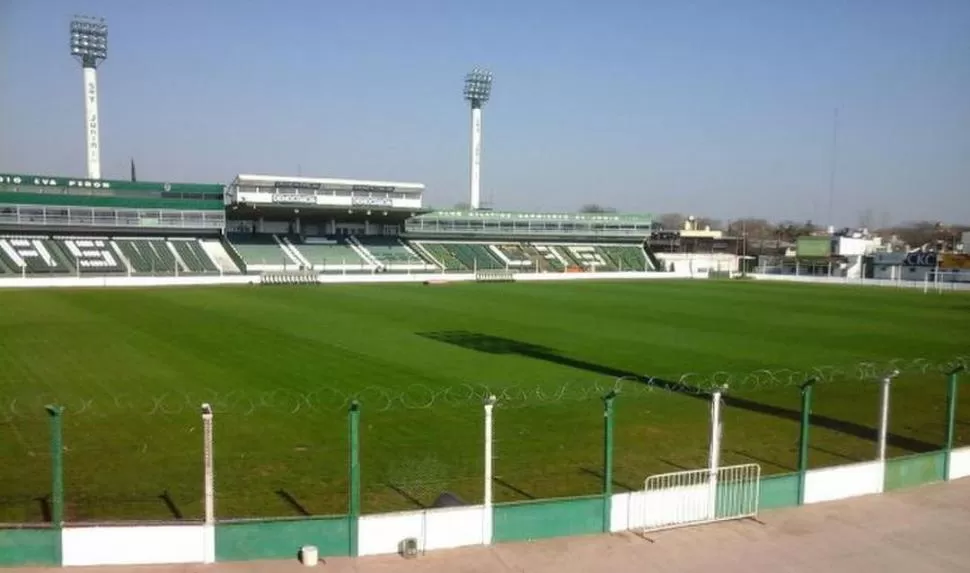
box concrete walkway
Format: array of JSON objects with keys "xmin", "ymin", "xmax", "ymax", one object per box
[{"xmin": 14, "ymin": 478, "xmax": 970, "ymax": 573}]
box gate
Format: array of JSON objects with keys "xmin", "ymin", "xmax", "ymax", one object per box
[{"xmin": 639, "ymin": 463, "xmax": 760, "ymax": 533}]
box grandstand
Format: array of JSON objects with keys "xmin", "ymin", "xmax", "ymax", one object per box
[
  {"xmin": 0, "ymin": 170, "xmax": 695, "ymax": 278},
  {"xmin": 0, "ymin": 172, "xmax": 238, "ymax": 275}
]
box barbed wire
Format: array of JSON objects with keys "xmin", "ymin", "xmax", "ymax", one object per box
[{"xmin": 0, "ymin": 356, "xmax": 965, "ymax": 419}]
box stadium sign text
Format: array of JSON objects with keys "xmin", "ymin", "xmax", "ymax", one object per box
[
  {"xmin": 352, "ymin": 184, "xmax": 395, "ymax": 193},
  {"xmin": 903, "ymin": 252, "xmax": 937, "ymax": 267},
  {"xmin": 0, "ymin": 174, "xmax": 112, "ymax": 189},
  {"xmin": 351, "ymin": 197, "xmax": 393, "ymax": 207},
  {"xmin": 273, "ymin": 181, "xmax": 320, "ymax": 190},
  {"xmin": 271, "ymin": 192, "xmax": 317, "ymax": 205}
]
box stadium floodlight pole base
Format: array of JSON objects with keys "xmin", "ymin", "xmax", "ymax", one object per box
[{"xmin": 797, "ymin": 379, "xmax": 816, "ymax": 505}]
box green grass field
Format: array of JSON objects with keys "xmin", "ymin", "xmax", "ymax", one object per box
[{"xmin": 0, "ymin": 279, "xmax": 967, "ymax": 523}]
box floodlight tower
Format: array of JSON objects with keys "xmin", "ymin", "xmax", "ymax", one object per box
[
  {"xmin": 70, "ymin": 15, "xmax": 108, "ymax": 180},
  {"xmin": 463, "ymin": 68, "xmax": 493, "ymax": 211}
]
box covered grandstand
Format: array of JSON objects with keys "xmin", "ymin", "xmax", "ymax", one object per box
[{"xmin": 0, "ymin": 170, "xmax": 706, "ymax": 278}]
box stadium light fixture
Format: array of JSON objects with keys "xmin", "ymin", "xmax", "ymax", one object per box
[
  {"xmin": 463, "ymin": 68, "xmax": 493, "ymax": 211},
  {"xmin": 70, "ymin": 15, "xmax": 108, "ymax": 180}
]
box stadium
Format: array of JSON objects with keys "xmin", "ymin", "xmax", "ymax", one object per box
[{"xmin": 0, "ymin": 11, "xmax": 969, "ymax": 573}]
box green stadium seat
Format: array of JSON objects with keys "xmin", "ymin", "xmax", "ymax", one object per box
[
  {"xmin": 289, "ymin": 237, "xmax": 367, "ymax": 270},
  {"xmin": 0, "ymin": 236, "xmax": 72, "ymax": 274},
  {"xmin": 227, "ymin": 234, "xmax": 295, "ymax": 268},
  {"xmin": 417, "ymin": 242, "xmax": 467, "ymax": 270},
  {"xmin": 57, "ymin": 237, "xmax": 126, "ymax": 274},
  {"xmin": 355, "ymin": 236, "xmax": 422, "ymax": 265},
  {"xmin": 170, "ymin": 239, "xmax": 219, "ymax": 273},
  {"xmin": 113, "ymin": 238, "xmax": 178, "ymax": 274}
]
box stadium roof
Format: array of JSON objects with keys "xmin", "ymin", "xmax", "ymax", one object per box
[
  {"xmin": 233, "ymin": 173, "xmax": 424, "ymax": 191},
  {"xmin": 416, "ymin": 210, "xmax": 652, "ymax": 224}
]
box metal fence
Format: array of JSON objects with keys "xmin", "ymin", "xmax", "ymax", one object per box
[{"xmin": 0, "ymin": 358, "xmax": 965, "ymax": 525}]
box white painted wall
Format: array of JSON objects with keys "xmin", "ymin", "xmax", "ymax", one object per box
[
  {"xmin": 62, "ymin": 525, "xmax": 207, "ymax": 567},
  {"xmin": 357, "ymin": 506, "xmax": 485, "ymax": 557},
  {"xmin": 803, "ymin": 461, "xmax": 884, "ymax": 504},
  {"xmin": 751, "ymin": 273, "xmax": 970, "ymax": 291},
  {"xmin": 0, "ymin": 270, "xmax": 695, "ymax": 290},
  {"xmin": 610, "ymin": 491, "xmax": 641, "ymax": 532},
  {"xmin": 949, "ymin": 446, "xmax": 970, "ymax": 480}
]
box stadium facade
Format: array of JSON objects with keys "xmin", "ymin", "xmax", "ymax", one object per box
[{"xmin": 0, "ymin": 170, "xmax": 743, "ymax": 279}]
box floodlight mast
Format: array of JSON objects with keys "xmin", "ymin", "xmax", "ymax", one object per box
[
  {"xmin": 70, "ymin": 15, "xmax": 108, "ymax": 180},
  {"xmin": 463, "ymin": 68, "xmax": 492, "ymax": 211}
]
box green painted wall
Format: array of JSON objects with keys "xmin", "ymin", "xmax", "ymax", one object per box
[
  {"xmin": 492, "ymin": 496, "xmax": 604, "ymax": 543},
  {"xmin": 0, "ymin": 191, "xmax": 223, "ymax": 211},
  {"xmin": 758, "ymin": 473, "xmax": 800, "ymax": 510},
  {"xmin": 215, "ymin": 516, "xmax": 350, "ymax": 562},
  {"xmin": 884, "ymin": 451, "xmax": 946, "ymax": 491},
  {"xmin": 0, "ymin": 527, "xmax": 59, "ymax": 567}
]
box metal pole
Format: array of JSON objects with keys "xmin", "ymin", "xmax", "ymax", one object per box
[
  {"xmin": 877, "ymin": 370, "xmax": 899, "ymax": 462},
  {"xmin": 797, "ymin": 379, "xmax": 816, "ymax": 505},
  {"xmin": 46, "ymin": 405, "xmax": 65, "ymax": 529},
  {"xmin": 201, "ymin": 403, "xmax": 215, "ymax": 564},
  {"xmin": 707, "ymin": 387, "xmax": 725, "ymax": 519},
  {"xmin": 348, "ymin": 400, "xmax": 361, "ymax": 557},
  {"xmin": 82, "ymin": 67, "xmax": 102, "ymax": 179},
  {"xmin": 470, "ymin": 104, "xmax": 483, "ymax": 210},
  {"xmin": 202, "ymin": 404, "xmax": 214, "ymax": 524},
  {"xmin": 483, "ymin": 395, "xmax": 496, "ymax": 545},
  {"xmin": 602, "ymin": 390, "xmax": 617, "ymax": 532},
  {"xmin": 944, "ymin": 367, "xmax": 964, "ymax": 481}
]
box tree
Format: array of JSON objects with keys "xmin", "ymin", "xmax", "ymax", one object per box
[
  {"xmin": 657, "ymin": 213, "xmax": 686, "ymax": 231},
  {"xmin": 579, "ymin": 204, "xmax": 616, "ymax": 213}
]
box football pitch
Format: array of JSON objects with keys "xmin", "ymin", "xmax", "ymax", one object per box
[{"xmin": 0, "ymin": 279, "xmax": 967, "ymax": 523}]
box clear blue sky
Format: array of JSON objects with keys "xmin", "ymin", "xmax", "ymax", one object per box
[{"xmin": 1, "ymin": 0, "xmax": 968, "ymax": 225}]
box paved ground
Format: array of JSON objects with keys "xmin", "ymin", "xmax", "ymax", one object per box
[{"xmin": 14, "ymin": 479, "xmax": 970, "ymax": 573}]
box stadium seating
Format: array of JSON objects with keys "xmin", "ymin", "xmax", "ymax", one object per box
[
  {"xmin": 415, "ymin": 242, "xmax": 467, "ymax": 271},
  {"xmin": 444, "ymin": 243, "xmax": 505, "ymax": 270},
  {"xmin": 354, "ymin": 236, "xmax": 419, "ymax": 265},
  {"xmin": 58, "ymin": 237, "xmax": 127, "ymax": 274},
  {"xmin": 0, "ymin": 233, "xmax": 657, "ymax": 277},
  {"xmin": 0, "ymin": 236, "xmax": 72, "ymax": 274},
  {"xmin": 170, "ymin": 239, "xmax": 219, "ymax": 273},
  {"xmin": 226, "ymin": 234, "xmax": 296, "ymax": 269},
  {"xmin": 600, "ymin": 245, "xmax": 647, "ymax": 271},
  {"xmin": 288, "ymin": 236, "xmax": 368, "ymax": 270},
  {"xmin": 114, "ymin": 239, "xmax": 179, "ymax": 274}
]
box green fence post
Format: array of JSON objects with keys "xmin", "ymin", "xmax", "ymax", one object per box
[
  {"xmin": 797, "ymin": 379, "xmax": 816, "ymax": 505},
  {"xmin": 45, "ymin": 405, "xmax": 64, "ymax": 528},
  {"xmin": 348, "ymin": 400, "xmax": 360, "ymax": 557},
  {"xmin": 943, "ymin": 366, "xmax": 964, "ymax": 481},
  {"xmin": 602, "ymin": 390, "xmax": 617, "ymax": 533},
  {"xmin": 46, "ymin": 404, "xmax": 65, "ymax": 567}
]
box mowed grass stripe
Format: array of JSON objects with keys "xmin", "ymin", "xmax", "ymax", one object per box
[{"xmin": 0, "ymin": 280, "xmax": 966, "ymax": 522}]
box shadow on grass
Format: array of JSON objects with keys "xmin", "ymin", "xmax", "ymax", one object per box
[
  {"xmin": 730, "ymin": 450, "xmax": 796, "ymax": 472},
  {"xmin": 36, "ymin": 495, "xmax": 51, "ymax": 523},
  {"xmin": 383, "ymin": 483, "xmax": 426, "ymax": 509},
  {"xmin": 159, "ymin": 490, "xmax": 184, "ymax": 520},
  {"xmin": 579, "ymin": 466, "xmax": 638, "ymax": 492},
  {"xmin": 275, "ymin": 489, "xmax": 311, "ymax": 516},
  {"xmin": 418, "ymin": 330, "xmax": 940, "ymax": 456},
  {"xmin": 493, "ymin": 476, "xmax": 537, "ymax": 500},
  {"xmin": 810, "ymin": 444, "xmax": 865, "ymax": 464}
]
